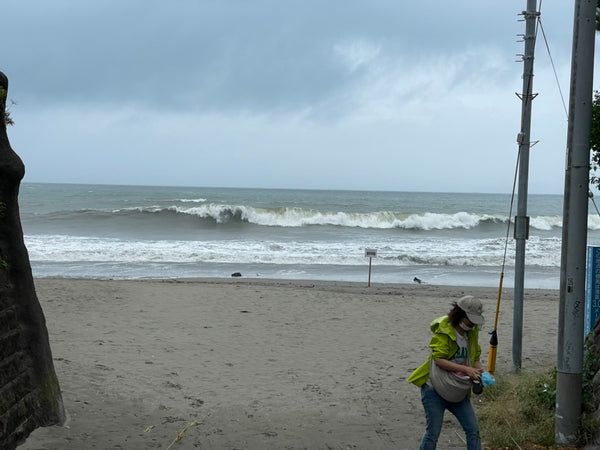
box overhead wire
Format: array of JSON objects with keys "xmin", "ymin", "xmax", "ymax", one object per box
[
  {"xmin": 492, "ymin": 0, "xmax": 598, "ymax": 373},
  {"xmin": 590, "ymin": 192, "xmax": 600, "ymax": 218},
  {"xmin": 487, "ymin": 135, "xmax": 520, "ymax": 374},
  {"xmin": 489, "ymin": 0, "xmax": 564, "ymax": 373},
  {"xmin": 537, "ymin": 18, "xmax": 569, "ymax": 119},
  {"xmin": 538, "ymin": 5, "xmax": 600, "ymax": 222}
]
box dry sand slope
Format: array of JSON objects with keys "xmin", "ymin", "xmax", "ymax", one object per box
[{"xmin": 18, "ymin": 278, "xmax": 558, "ymax": 449}]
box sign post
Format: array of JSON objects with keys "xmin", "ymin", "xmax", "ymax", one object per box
[{"xmin": 365, "ymin": 248, "xmax": 377, "ymax": 287}]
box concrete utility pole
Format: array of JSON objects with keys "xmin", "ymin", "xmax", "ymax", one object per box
[
  {"xmin": 513, "ymin": 0, "xmax": 539, "ymax": 372},
  {"xmin": 556, "ymin": 0, "xmax": 596, "ymax": 445}
]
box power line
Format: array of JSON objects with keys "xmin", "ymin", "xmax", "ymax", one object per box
[{"xmin": 537, "ymin": 18, "xmax": 569, "ymax": 119}]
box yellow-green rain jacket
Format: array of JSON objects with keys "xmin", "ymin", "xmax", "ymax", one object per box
[{"xmin": 408, "ymin": 315, "xmax": 481, "ymax": 387}]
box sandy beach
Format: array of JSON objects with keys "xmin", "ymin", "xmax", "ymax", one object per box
[{"xmin": 17, "ymin": 278, "xmax": 559, "ymax": 450}]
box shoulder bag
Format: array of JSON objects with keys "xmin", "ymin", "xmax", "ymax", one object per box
[{"xmin": 428, "ymin": 350, "xmax": 473, "ymax": 403}]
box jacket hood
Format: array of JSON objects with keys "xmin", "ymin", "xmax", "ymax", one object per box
[{"xmin": 430, "ymin": 315, "xmax": 457, "ymax": 340}]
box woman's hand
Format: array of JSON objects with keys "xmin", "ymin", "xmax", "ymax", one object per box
[
  {"xmin": 463, "ymin": 366, "xmax": 483, "ymax": 380},
  {"xmin": 434, "ymin": 359, "xmax": 483, "ymax": 380}
]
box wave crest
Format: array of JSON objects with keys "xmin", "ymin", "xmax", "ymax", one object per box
[
  {"xmin": 119, "ymin": 205, "xmax": 511, "ymax": 230},
  {"xmin": 100, "ymin": 205, "xmax": 592, "ymax": 231}
]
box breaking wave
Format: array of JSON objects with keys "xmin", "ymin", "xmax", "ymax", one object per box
[{"xmin": 73, "ymin": 204, "xmax": 576, "ymax": 231}]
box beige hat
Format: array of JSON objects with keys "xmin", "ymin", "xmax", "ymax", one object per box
[{"xmin": 457, "ymin": 295, "xmax": 485, "ymax": 327}]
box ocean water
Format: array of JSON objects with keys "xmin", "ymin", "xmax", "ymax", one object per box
[{"xmin": 18, "ymin": 182, "xmax": 600, "ymax": 289}]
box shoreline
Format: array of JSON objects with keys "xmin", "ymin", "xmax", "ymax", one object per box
[
  {"xmin": 19, "ymin": 278, "xmax": 560, "ymax": 449},
  {"xmin": 31, "ymin": 270, "xmax": 561, "ymax": 289},
  {"xmin": 29, "ymin": 262, "xmax": 562, "ymax": 290}
]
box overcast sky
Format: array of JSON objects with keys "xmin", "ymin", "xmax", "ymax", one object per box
[{"xmin": 2, "ymin": 1, "xmax": 597, "ymax": 194}]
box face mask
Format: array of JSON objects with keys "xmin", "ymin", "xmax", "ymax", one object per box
[{"xmin": 460, "ymin": 321, "xmax": 473, "ymax": 331}]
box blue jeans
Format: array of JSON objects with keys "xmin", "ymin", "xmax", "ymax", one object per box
[{"xmin": 420, "ymin": 384, "xmax": 481, "ymax": 450}]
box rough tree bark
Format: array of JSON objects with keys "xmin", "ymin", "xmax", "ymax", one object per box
[{"xmin": 0, "ymin": 71, "xmax": 64, "ymax": 449}]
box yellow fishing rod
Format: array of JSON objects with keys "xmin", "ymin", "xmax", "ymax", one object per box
[
  {"xmin": 488, "ymin": 147, "xmax": 520, "ymax": 375},
  {"xmin": 487, "ymin": 273, "xmax": 502, "ymax": 374}
]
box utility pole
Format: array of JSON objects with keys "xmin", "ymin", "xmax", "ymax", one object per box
[
  {"xmin": 513, "ymin": 0, "xmax": 539, "ymax": 372},
  {"xmin": 556, "ymin": 0, "xmax": 596, "ymax": 445}
]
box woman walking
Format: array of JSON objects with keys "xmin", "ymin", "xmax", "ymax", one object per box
[{"xmin": 408, "ymin": 295, "xmax": 485, "ymax": 450}]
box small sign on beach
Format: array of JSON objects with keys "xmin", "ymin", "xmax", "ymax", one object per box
[{"xmin": 365, "ymin": 248, "xmax": 377, "ymax": 287}]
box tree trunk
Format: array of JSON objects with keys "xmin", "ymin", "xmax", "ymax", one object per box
[{"xmin": 0, "ymin": 71, "xmax": 64, "ymax": 449}]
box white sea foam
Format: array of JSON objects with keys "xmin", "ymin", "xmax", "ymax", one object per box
[
  {"xmin": 147, "ymin": 204, "xmax": 510, "ymax": 230},
  {"xmin": 396, "ymin": 212, "xmax": 501, "ymax": 230},
  {"xmin": 589, "ymin": 214, "xmax": 600, "ymax": 230},
  {"xmin": 102, "ymin": 202, "xmax": 600, "ymax": 232},
  {"xmin": 178, "ymin": 198, "xmax": 207, "ymax": 203},
  {"xmin": 19, "ymin": 183, "xmax": 569, "ymax": 287},
  {"xmin": 114, "ymin": 205, "xmax": 164, "ymax": 213},
  {"xmin": 24, "ymin": 234, "xmax": 562, "ymax": 268},
  {"xmin": 529, "ymin": 215, "xmax": 563, "ymax": 231}
]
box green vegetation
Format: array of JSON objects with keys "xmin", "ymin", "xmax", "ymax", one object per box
[
  {"xmin": 581, "ymin": 335, "xmax": 600, "ymax": 444},
  {"xmin": 37, "ymin": 373, "xmax": 65, "ymax": 425},
  {"xmin": 478, "ymin": 367, "xmax": 599, "ymax": 448},
  {"xmin": 593, "ymin": 5, "xmax": 600, "ymax": 184},
  {"xmin": 0, "ymin": 86, "xmax": 13, "ymax": 126},
  {"xmin": 590, "ymin": 91, "xmax": 600, "ymax": 189},
  {"xmin": 478, "ymin": 370, "xmax": 556, "ymax": 447}
]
